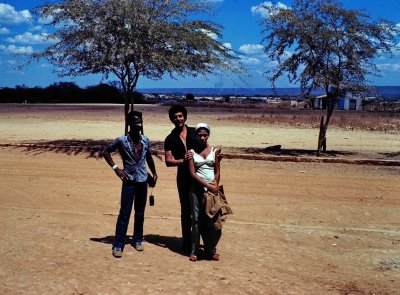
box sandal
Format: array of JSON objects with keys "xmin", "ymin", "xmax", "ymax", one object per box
[
  {"xmin": 189, "ymin": 254, "xmax": 197, "ymax": 262},
  {"xmin": 211, "ymin": 253, "xmax": 220, "ymax": 261}
]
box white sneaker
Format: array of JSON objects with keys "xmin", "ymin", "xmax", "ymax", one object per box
[
  {"xmin": 134, "ymin": 241, "xmax": 144, "ymax": 251},
  {"xmin": 112, "ymin": 247, "xmax": 122, "ymax": 258}
]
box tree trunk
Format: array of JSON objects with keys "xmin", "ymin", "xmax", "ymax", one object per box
[
  {"xmin": 317, "ymin": 116, "xmax": 326, "ymax": 155},
  {"xmin": 124, "ymin": 93, "xmax": 129, "ymax": 135},
  {"xmin": 317, "ymin": 94, "xmax": 335, "ymax": 155},
  {"xmin": 122, "ymin": 71, "xmax": 139, "ymax": 134}
]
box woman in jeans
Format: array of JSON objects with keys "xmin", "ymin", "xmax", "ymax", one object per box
[{"xmin": 188, "ymin": 123, "xmax": 222, "ymax": 262}]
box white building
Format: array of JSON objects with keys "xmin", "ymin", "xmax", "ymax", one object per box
[
  {"xmin": 312, "ymin": 93, "xmax": 363, "ymax": 110},
  {"xmin": 339, "ymin": 93, "xmax": 363, "ymax": 110}
]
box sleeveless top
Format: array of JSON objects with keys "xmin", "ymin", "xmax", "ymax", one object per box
[{"xmin": 191, "ymin": 147, "xmax": 216, "ymax": 184}]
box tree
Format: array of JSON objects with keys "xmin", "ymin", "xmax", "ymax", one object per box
[
  {"xmin": 186, "ymin": 93, "xmax": 195, "ymax": 101},
  {"xmin": 32, "ymin": 0, "xmax": 238, "ymax": 133},
  {"xmin": 259, "ymin": 0, "xmax": 399, "ymax": 154}
]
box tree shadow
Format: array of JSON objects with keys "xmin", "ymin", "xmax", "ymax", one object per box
[
  {"xmin": 3, "ymin": 139, "xmax": 165, "ymax": 159},
  {"xmin": 3, "ymin": 140, "xmax": 372, "ymax": 160},
  {"xmin": 380, "ymin": 151, "xmax": 400, "ymax": 160},
  {"xmin": 240, "ymin": 146, "xmax": 357, "ymax": 157}
]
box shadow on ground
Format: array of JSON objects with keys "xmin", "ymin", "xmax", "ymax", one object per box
[
  {"xmin": 0, "ymin": 140, "xmax": 398, "ymax": 164},
  {"xmin": 90, "ymin": 235, "xmax": 115, "ymax": 245},
  {"xmin": 240, "ymin": 147, "xmax": 356, "ymax": 157},
  {"xmin": 380, "ymin": 151, "xmax": 400, "ymax": 158},
  {"xmin": 1, "ymin": 139, "xmax": 354, "ymax": 158},
  {"xmin": 144, "ymin": 234, "xmax": 187, "ymax": 256},
  {"xmin": 90, "ymin": 234, "xmax": 187, "ymax": 256},
  {"xmin": 0, "ymin": 140, "xmax": 164, "ymax": 159}
]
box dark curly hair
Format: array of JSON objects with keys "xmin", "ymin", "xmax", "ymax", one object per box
[{"xmin": 168, "ymin": 105, "xmax": 187, "ymax": 122}]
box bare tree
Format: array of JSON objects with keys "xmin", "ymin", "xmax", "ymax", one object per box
[
  {"xmin": 32, "ymin": 0, "xmax": 239, "ymax": 133},
  {"xmin": 259, "ymin": 0, "xmax": 399, "ymax": 154}
]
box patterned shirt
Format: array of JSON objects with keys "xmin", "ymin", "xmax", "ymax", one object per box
[{"xmin": 107, "ymin": 134, "xmax": 150, "ymax": 182}]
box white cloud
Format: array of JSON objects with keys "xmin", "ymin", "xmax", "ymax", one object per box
[
  {"xmin": 6, "ymin": 32, "xmax": 53, "ymax": 44},
  {"xmin": 199, "ymin": 29, "xmax": 218, "ymax": 40},
  {"xmin": 0, "ymin": 3, "xmax": 32, "ymax": 25},
  {"xmin": 5, "ymin": 45, "xmax": 34, "ymax": 54},
  {"xmin": 30, "ymin": 25, "xmax": 42, "ymax": 32},
  {"xmin": 223, "ymin": 42, "xmax": 232, "ymax": 49},
  {"xmin": 38, "ymin": 15, "xmax": 54, "ymax": 25},
  {"xmin": 0, "ymin": 44, "xmax": 5, "ymax": 50},
  {"xmin": 241, "ymin": 56, "xmax": 261, "ymax": 65},
  {"xmin": 239, "ymin": 44, "xmax": 264, "ymax": 54},
  {"xmin": 251, "ymin": 1, "xmax": 289, "ymax": 18},
  {"xmin": 377, "ymin": 63, "xmax": 400, "ymax": 71},
  {"xmin": 0, "ymin": 26, "xmax": 9, "ymax": 34},
  {"xmin": 38, "ymin": 8, "xmax": 63, "ymax": 25}
]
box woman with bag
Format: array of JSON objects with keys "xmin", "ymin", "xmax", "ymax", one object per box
[{"xmin": 188, "ymin": 122, "xmax": 224, "ymax": 262}]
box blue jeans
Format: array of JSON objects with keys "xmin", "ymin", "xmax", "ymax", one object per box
[{"xmin": 113, "ymin": 181, "xmax": 147, "ymax": 250}]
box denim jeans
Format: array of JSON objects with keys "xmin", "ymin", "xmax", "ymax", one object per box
[
  {"xmin": 189, "ymin": 184, "xmax": 202, "ymax": 254},
  {"xmin": 189, "ymin": 183, "xmax": 221, "ymax": 255},
  {"xmin": 113, "ymin": 180, "xmax": 147, "ymax": 250}
]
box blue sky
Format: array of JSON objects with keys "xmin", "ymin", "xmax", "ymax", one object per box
[{"xmin": 0, "ymin": 0, "xmax": 399, "ymax": 89}]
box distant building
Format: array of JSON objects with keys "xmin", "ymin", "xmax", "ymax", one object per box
[
  {"xmin": 338, "ymin": 93, "xmax": 363, "ymax": 110},
  {"xmin": 291, "ymin": 99, "xmax": 308, "ymax": 108},
  {"xmin": 312, "ymin": 95, "xmax": 339, "ymax": 110},
  {"xmin": 312, "ymin": 93, "xmax": 364, "ymax": 110},
  {"xmin": 143, "ymin": 93, "xmax": 160, "ymax": 103},
  {"xmin": 229, "ymin": 96, "xmax": 247, "ymax": 104}
]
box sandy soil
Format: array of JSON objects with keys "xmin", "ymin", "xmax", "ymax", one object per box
[{"xmin": 0, "ymin": 104, "xmax": 399, "ymax": 294}]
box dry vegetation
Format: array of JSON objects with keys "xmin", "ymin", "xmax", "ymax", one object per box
[
  {"xmin": 219, "ymin": 110, "xmax": 400, "ymax": 133},
  {"xmin": 178, "ymin": 101, "xmax": 400, "ymax": 133}
]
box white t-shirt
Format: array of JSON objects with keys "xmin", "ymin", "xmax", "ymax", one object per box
[{"xmin": 191, "ymin": 147, "xmax": 216, "ymax": 183}]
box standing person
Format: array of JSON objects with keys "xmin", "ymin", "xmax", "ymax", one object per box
[
  {"xmin": 188, "ymin": 123, "xmax": 224, "ymax": 262},
  {"xmin": 103, "ymin": 111, "xmax": 158, "ymax": 258},
  {"xmin": 164, "ymin": 105, "xmax": 202, "ymax": 252}
]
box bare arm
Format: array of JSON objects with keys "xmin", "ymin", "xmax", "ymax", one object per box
[
  {"xmin": 214, "ymin": 148, "xmax": 221, "ymax": 186},
  {"xmin": 188, "ymin": 159, "xmax": 218, "ymax": 194},
  {"xmin": 146, "ymin": 151, "xmax": 158, "ymax": 186},
  {"xmin": 102, "ymin": 147, "xmax": 129, "ymax": 181},
  {"xmin": 165, "ymin": 150, "xmax": 193, "ymax": 167}
]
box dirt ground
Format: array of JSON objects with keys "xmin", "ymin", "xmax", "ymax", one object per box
[{"xmin": 0, "ymin": 104, "xmax": 399, "ymax": 294}]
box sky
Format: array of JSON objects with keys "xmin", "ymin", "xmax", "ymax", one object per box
[{"xmin": 0, "ymin": 0, "xmax": 399, "ymax": 89}]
